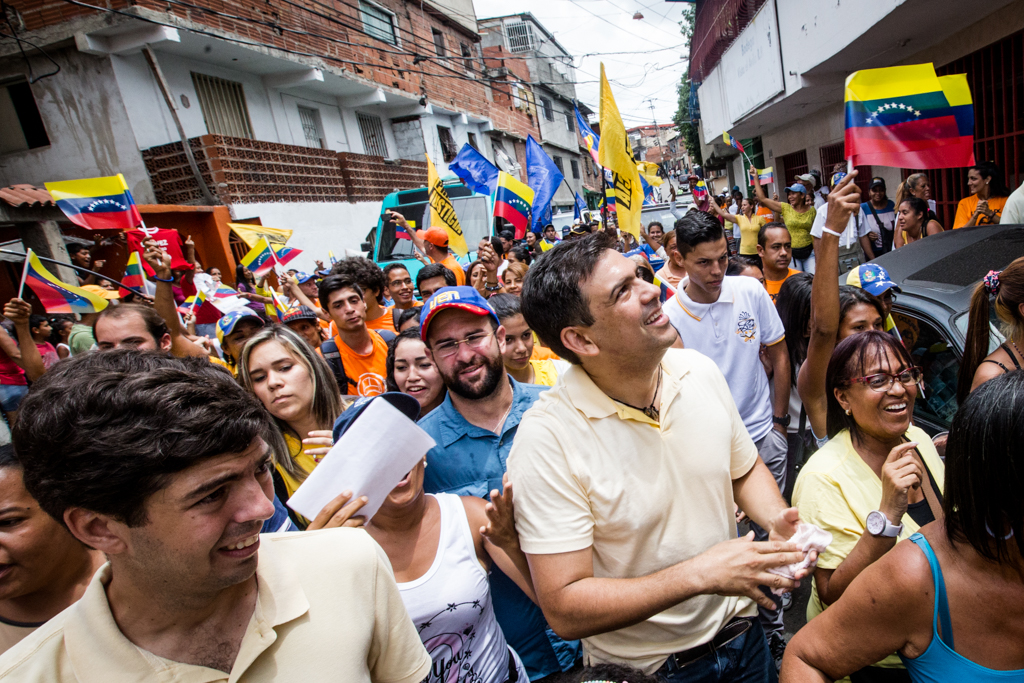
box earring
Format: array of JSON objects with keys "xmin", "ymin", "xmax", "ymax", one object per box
[{"xmin": 845, "ymin": 409, "xmax": 851, "ymax": 416}]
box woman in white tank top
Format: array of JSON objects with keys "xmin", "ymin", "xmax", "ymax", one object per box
[{"xmin": 366, "ymin": 459, "xmax": 534, "ymax": 683}]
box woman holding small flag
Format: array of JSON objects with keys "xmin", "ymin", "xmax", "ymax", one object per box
[
  {"xmin": 710, "ymin": 195, "xmax": 766, "ymax": 257},
  {"xmin": 752, "ymin": 174, "xmax": 817, "ymax": 272},
  {"xmin": 953, "ymin": 161, "xmax": 1012, "ymax": 229}
]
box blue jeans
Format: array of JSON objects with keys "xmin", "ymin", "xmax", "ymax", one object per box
[
  {"xmin": 658, "ymin": 620, "xmax": 777, "ymax": 683},
  {"xmin": 0, "ymin": 384, "xmax": 28, "ymax": 413}
]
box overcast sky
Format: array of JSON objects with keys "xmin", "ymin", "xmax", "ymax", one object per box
[{"xmin": 473, "ymin": 0, "xmax": 689, "ymax": 129}]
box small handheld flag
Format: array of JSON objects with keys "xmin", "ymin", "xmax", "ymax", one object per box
[
  {"xmin": 274, "ymin": 246, "xmax": 303, "ymax": 268},
  {"xmin": 45, "ymin": 174, "xmax": 143, "ymax": 232},
  {"xmin": 494, "ymin": 172, "xmax": 535, "ymax": 238},
  {"xmin": 118, "ymin": 251, "xmax": 149, "ymax": 297},
  {"xmin": 752, "ymin": 167, "xmax": 774, "ymax": 186},
  {"xmin": 692, "ymin": 179, "xmax": 709, "ymax": 202},
  {"xmin": 186, "ymin": 289, "xmax": 207, "ymax": 315},
  {"xmin": 20, "ymin": 250, "xmax": 109, "ymax": 314},
  {"xmin": 844, "ymin": 63, "xmax": 975, "ymax": 169},
  {"xmin": 211, "ymin": 284, "xmax": 238, "ymax": 299},
  {"xmin": 241, "ymin": 237, "xmax": 276, "ymax": 279},
  {"xmin": 264, "ymin": 290, "xmax": 291, "ymax": 323},
  {"xmin": 328, "ymin": 250, "xmax": 338, "ymax": 265},
  {"xmin": 723, "ymin": 132, "xmax": 745, "ymax": 154},
  {"xmin": 576, "ymin": 106, "xmax": 601, "ymax": 166}
]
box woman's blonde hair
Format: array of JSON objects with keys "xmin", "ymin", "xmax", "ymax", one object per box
[
  {"xmin": 503, "ymin": 261, "xmax": 529, "ymax": 285},
  {"xmin": 237, "ymin": 325, "xmax": 342, "ymax": 483},
  {"xmin": 894, "ymin": 172, "xmax": 929, "ymax": 211}
]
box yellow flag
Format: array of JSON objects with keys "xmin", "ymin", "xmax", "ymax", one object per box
[
  {"xmin": 425, "ymin": 154, "xmax": 468, "ymax": 256},
  {"xmin": 637, "ymin": 161, "xmax": 664, "ymax": 187},
  {"xmin": 598, "ymin": 64, "xmax": 644, "ymax": 241}
]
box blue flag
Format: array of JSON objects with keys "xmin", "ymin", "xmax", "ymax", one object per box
[
  {"xmin": 525, "ymin": 136, "xmax": 564, "ymax": 233},
  {"xmin": 447, "ymin": 143, "xmax": 499, "ymax": 196},
  {"xmin": 574, "ymin": 192, "xmax": 587, "ymax": 220}
]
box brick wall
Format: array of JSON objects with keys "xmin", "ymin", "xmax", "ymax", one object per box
[
  {"xmin": 141, "ymin": 134, "xmax": 426, "ymax": 205},
  {"xmin": 6, "ymin": 0, "xmax": 538, "ymax": 141}
]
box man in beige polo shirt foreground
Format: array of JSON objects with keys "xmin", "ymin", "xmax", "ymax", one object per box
[
  {"xmin": 511, "ymin": 234, "xmax": 812, "ymax": 683},
  {"xmin": 0, "ymin": 351, "xmax": 430, "ymax": 683}
]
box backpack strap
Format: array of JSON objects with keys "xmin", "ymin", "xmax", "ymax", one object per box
[
  {"xmin": 392, "ymin": 306, "xmax": 402, "ymax": 329},
  {"xmin": 320, "ymin": 336, "xmax": 354, "ymax": 394}
]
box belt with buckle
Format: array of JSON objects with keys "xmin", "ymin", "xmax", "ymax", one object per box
[{"xmin": 668, "ymin": 617, "xmax": 754, "ymax": 669}]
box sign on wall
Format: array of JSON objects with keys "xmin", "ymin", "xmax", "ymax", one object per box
[{"xmin": 720, "ymin": 0, "xmax": 785, "ymax": 122}]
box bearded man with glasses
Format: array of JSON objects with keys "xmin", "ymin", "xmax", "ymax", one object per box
[{"xmin": 414, "ymin": 286, "xmax": 582, "ymax": 682}]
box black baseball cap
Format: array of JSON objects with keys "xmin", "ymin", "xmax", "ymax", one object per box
[{"xmin": 870, "ymin": 177, "xmax": 886, "ymax": 190}]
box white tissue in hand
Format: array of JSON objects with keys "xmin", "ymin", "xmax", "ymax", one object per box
[{"xmin": 768, "ymin": 523, "xmax": 832, "ymax": 595}]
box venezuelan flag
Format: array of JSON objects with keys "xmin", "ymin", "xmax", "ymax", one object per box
[
  {"xmin": 264, "ymin": 290, "xmax": 290, "ymax": 323},
  {"xmin": 723, "ymin": 132, "xmax": 745, "ymax": 154},
  {"xmin": 845, "ymin": 63, "xmax": 975, "ymax": 169},
  {"xmin": 185, "ymin": 289, "xmax": 207, "ymax": 314},
  {"xmin": 45, "ymin": 174, "xmax": 143, "ymax": 232},
  {"xmin": 21, "ymin": 250, "xmax": 109, "ymax": 314},
  {"xmin": 494, "ymin": 172, "xmax": 535, "ymax": 237},
  {"xmin": 118, "ymin": 251, "xmax": 148, "ymax": 297},
  {"xmin": 653, "ymin": 273, "xmax": 675, "ymax": 303},
  {"xmin": 212, "ymin": 284, "xmax": 238, "ymax": 299},
  {"xmin": 692, "ymin": 179, "xmax": 709, "ymax": 202},
  {"xmin": 274, "ymin": 245, "xmax": 303, "ymax": 267},
  {"xmin": 395, "ymin": 224, "xmax": 412, "ymax": 241},
  {"xmin": 756, "ymin": 167, "xmax": 774, "ymax": 185},
  {"xmin": 241, "ymin": 237, "xmax": 276, "ymax": 279}
]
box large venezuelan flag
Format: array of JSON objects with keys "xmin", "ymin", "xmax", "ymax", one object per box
[
  {"xmin": 494, "ymin": 172, "xmax": 535, "ymax": 237},
  {"xmin": 21, "ymin": 250, "xmax": 109, "ymax": 314},
  {"xmin": 45, "ymin": 174, "xmax": 143, "ymax": 232},
  {"xmin": 845, "ymin": 63, "xmax": 975, "ymax": 169},
  {"xmin": 241, "ymin": 237, "xmax": 276, "ymax": 279}
]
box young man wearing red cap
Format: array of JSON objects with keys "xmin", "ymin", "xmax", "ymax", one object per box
[{"xmin": 387, "ymin": 211, "xmax": 466, "ymax": 286}]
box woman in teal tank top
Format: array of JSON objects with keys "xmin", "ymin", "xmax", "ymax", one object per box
[{"xmin": 780, "ymin": 371, "xmax": 1024, "ymax": 681}]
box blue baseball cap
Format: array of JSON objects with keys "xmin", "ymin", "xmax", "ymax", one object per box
[
  {"xmin": 332, "ymin": 392, "xmax": 421, "ymax": 442},
  {"xmin": 216, "ymin": 308, "xmax": 265, "ymax": 345},
  {"xmin": 846, "ymin": 263, "xmax": 902, "ymax": 297},
  {"xmin": 294, "ymin": 271, "xmax": 316, "ymax": 284},
  {"xmin": 419, "ymin": 286, "xmax": 500, "ymax": 341},
  {"xmin": 785, "ymin": 183, "xmax": 808, "ymax": 194}
]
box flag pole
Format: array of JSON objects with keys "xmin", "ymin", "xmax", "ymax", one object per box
[
  {"xmin": 0, "ymin": 248, "xmax": 140, "ymax": 294},
  {"xmin": 16, "ymin": 249, "xmax": 31, "ymax": 300},
  {"xmin": 600, "ymin": 172, "xmax": 609, "ymax": 233}
]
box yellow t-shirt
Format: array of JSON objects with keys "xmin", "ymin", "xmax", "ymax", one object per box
[
  {"xmin": 0, "ymin": 531, "xmax": 431, "ymax": 682},
  {"xmin": 779, "ymin": 203, "xmax": 816, "ymax": 249},
  {"xmin": 953, "ymin": 194, "xmax": 1007, "ymax": 229},
  {"xmin": 736, "ymin": 214, "xmax": 767, "ymax": 255},
  {"xmin": 507, "ymin": 349, "xmax": 758, "ymax": 673},
  {"xmin": 529, "ymin": 359, "xmax": 559, "ymax": 387},
  {"xmin": 793, "ymin": 425, "xmax": 944, "ymax": 667},
  {"xmin": 279, "ymin": 432, "xmax": 321, "ymax": 500}
]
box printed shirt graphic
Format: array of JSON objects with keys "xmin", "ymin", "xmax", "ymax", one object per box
[
  {"xmin": 735, "ymin": 311, "xmax": 758, "ymax": 343},
  {"xmin": 334, "ymin": 331, "xmax": 388, "ymax": 396}
]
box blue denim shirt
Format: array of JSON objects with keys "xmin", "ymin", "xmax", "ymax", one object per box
[{"xmin": 419, "ymin": 377, "xmax": 581, "ymax": 680}]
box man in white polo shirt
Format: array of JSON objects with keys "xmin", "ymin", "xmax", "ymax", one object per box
[
  {"xmin": 1, "ymin": 351, "xmax": 429, "ymax": 683},
  {"xmin": 663, "ymin": 211, "xmax": 792, "ymax": 660},
  {"xmin": 510, "ymin": 234, "xmax": 810, "ymax": 682}
]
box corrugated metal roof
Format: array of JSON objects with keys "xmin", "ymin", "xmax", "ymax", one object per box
[{"xmin": 0, "ymin": 184, "xmax": 55, "ymax": 208}]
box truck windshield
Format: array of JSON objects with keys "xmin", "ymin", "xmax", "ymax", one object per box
[{"xmin": 380, "ymin": 194, "xmax": 493, "ymax": 261}]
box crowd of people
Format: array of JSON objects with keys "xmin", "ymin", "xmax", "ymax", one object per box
[{"xmin": 0, "ymin": 163, "xmax": 1018, "ymax": 683}]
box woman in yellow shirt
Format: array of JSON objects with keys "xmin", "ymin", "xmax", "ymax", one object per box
[
  {"xmin": 237, "ymin": 326, "xmax": 343, "ymax": 514},
  {"xmin": 793, "ymin": 331, "xmax": 943, "ymax": 678},
  {"xmin": 753, "ymin": 178, "xmax": 816, "ymax": 271},
  {"xmin": 710, "ymin": 196, "xmax": 766, "ymax": 255},
  {"xmin": 953, "ymin": 161, "xmax": 1012, "ymax": 228},
  {"xmin": 894, "ymin": 196, "xmax": 943, "ymax": 248}
]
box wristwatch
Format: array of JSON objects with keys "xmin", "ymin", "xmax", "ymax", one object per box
[
  {"xmin": 866, "ymin": 511, "xmax": 903, "ymax": 538},
  {"xmin": 772, "ymin": 414, "xmax": 791, "ymax": 427}
]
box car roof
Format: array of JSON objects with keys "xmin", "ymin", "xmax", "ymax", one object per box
[{"xmin": 870, "ymin": 224, "xmax": 1024, "ymax": 313}]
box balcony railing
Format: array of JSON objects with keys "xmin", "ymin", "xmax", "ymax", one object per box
[{"xmin": 141, "ymin": 135, "xmax": 428, "ymax": 206}]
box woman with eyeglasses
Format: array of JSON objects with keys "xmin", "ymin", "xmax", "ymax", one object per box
[{"xmin": 792, "ymin": 330, "xmax": 944, "ymax": 683}]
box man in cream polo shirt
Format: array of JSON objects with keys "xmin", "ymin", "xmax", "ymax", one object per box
[
  {"xmin": 510, "ymin": 235, "xmax": 811, "ymax": 682},
  {"xmin": 0, "ymin": 351, "xmax": 429, "ymax": 683}
]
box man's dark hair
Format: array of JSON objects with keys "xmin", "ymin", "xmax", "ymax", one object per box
[
  {"xmin": 647, "ymin": 221, "xmax": 663, "ymax": 232},
  {"xmin": 510, "ymin": 245, "xmax": 532, "ymax": 265},
  {"xmin": 416, "ymin": 263, "xmax": 457, "ymax": 292},
  {"xmin": 521, "ymin": 233, "xmax": 614, "ymax": 365},
  {"xmin": 758, "ymin": 221, "xmax": 790, "ymax": 248},
  {"xmin": 329, "ymin": 257, "xmax": 386, "ymax": 304},
  {"xmin": 383, "ymin": 263, "xmax": 410, "ymax": 281},
  {"xmin": 12, "ymin": 351, "xmax": 270, "ymax": 527},
  {"xmin": 29, "ymin": 315, "xmax": 47, "ymax": 334},
  {"xmin": 397, "ymin": 306, "xmax": 421, "ymax": 329},
  {"xmin": 487, "ymin": 293, "xmax": 521, "ymax": 322},
  {"xmin": 489, "ymin": 236, "xmax": 505, "ymax": 256},
  {"xmin": 0, "ymin": 444, "xmax": 18, "ymax": 469},
  {"xmin": 674, "ymin": 210, "xmax": 725, "ymax": 257},
  {"xmin": 499, "ymin": 230, "xmax": 514, "ymax": 242},
  {"xmin": 93, "ymin": 303, "xmax": 170, "ymax": 343},
  {"xmin": 318, "ymin": 275, "xmax": 363, "ymax": 308},
  {"xmin": 67, "ymin": 244, "xmax": 89, "ymax": 257},
  {"xmin": 726, "ymin": 255, "xmax": 762, "ymax": 276}
]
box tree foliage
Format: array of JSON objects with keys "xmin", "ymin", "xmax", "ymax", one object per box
[{"xmin": 673, "ymin": 5, "xmax": 703, "ymax": 168}]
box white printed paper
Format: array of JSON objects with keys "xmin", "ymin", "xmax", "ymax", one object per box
[{"xmin": 286, "ymin": 398, "xmax": 436, "ymax": 522}]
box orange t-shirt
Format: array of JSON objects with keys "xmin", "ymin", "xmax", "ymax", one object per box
[
  {"xmin": 530, "ymin": 337, "xmax": 560, "ymax": 361},
  {"xmin": 953, "ymin": 194, "xmax": 1008, "ymax": 229},
  {"xmin": 437, "ymin": 254, "xmax": 467, "ymax": 286},
  {"xmin": 329, "ymin": 331, "xmax": 389, "ymax": 397},
  {"xmin": 756, "ymin": 205, "xmax": 775, "ymax": 223},
  {"xmin": 765, "ymin": 268, "xmax": 800, "ymax": 304},
  {"xmin": 366, "ymin": 306, "xmax": 397, "ymax": 333}
]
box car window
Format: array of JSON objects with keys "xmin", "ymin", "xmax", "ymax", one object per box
[
  {"xmin": 892, "ymin": 311, "xmax": 959, "ymax": 430},
  {"xmin": 953, "ymin": 310, "xmax": 1005, "ymax": 353}
]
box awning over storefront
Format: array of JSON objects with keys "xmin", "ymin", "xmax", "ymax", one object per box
[{"xmin": 228, "ymin": 223, "xmax": 293, "ymax": 249}]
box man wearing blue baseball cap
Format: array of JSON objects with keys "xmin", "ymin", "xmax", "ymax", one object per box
[
  {"xmin": 846, "ymin": 263, "xmax": 903, "ymax": 340},
  {"xmin": 217, "ymin": 309, "xmax": 266, "ymax": 369},
  {"xmin": 416, "ymin": 286, "xmax": 582, "ymax": 681}
]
